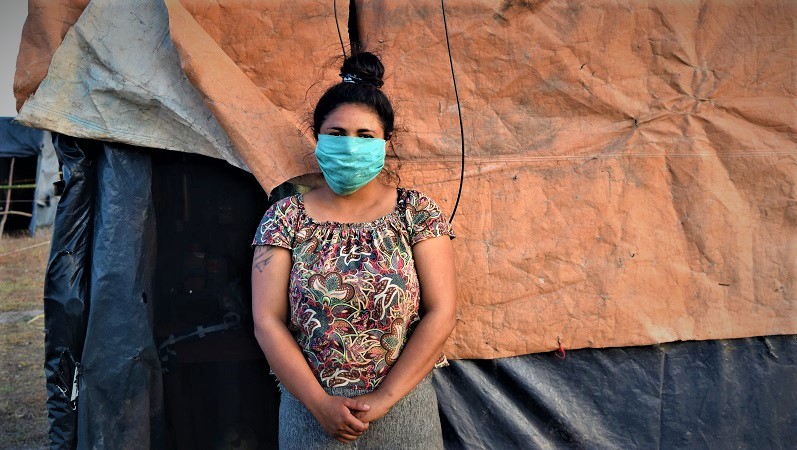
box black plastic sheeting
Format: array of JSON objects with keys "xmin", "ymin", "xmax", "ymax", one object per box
[
  {"xmin": 43, "ymin": 135, "xmax": 97, "ymax": 447},
  {"xmin": 434, "ymin": 335, "xmax": 797, "ymax": 449},
  {"xmin": 43, "ymin": 136, "xmax": 165, "ymax": 448},
  {"xmin": 43, "ymin": 137, "xmax": 796, "ymax": 449}
]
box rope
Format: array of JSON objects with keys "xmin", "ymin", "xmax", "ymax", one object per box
[{"xmin": 0, "ymin": 240, "xmax": 50, "ymax": 258}]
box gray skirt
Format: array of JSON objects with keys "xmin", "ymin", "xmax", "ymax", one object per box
[{"xmin": 278, "ymin": 375, "xmax": 444, "ymax": 450}]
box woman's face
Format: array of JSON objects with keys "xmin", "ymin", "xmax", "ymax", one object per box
[{"xmin": 319, "ymin": 103, "xmax": 385, "ymax": 139}]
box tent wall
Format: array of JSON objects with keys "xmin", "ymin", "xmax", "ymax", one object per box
[
  {"xmin": 43, "ymin": 137, "xmax": 796, "ymax": 449},
  {"xmin": 434, "ymin": 334, "xmax": 797, "ymax": 449},
  {"xmin": 357, "ymin": 0, "xmax": 797, "ymax": 358},
  {"xmin": 16, "ymin": 0, "xmax": 797, "ymax": 359}
]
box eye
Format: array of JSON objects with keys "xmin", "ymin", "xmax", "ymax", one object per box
[{"xmin": 359, "ymin": 134, "xmax": 375, "ymax": 139}]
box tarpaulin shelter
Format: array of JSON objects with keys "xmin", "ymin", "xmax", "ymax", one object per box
[
  {"xmin": 15, "ymin": 0, "xmax": 796, "ymax": 448},
  {"xmin": 0, "ymin": 116, "xmax": 58, "ymax": 236}
]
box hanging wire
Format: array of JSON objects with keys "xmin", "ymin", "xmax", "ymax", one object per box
[
  {"xmin": 332, "ymin": 0, "xmax": 464, "ymax": 219},
  {"xmin": 441, "ymin": 0, "xmax": 465, "ymax": 223},
  {"xmin": 333, "ymin": 0, "xmax": 347, "ymax": 58}
]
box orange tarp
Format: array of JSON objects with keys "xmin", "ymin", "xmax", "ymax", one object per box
[
  {"xmin": 14, "ymin": 0, "xmax": 90, "ymax": 113},
  {"xmin": 15, "ymin": 0, "xmax": 797, "ymax": 359}
]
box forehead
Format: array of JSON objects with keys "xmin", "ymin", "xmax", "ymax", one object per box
[{"xmin": 321, "ymin": 103, "xmax": 383, "ymax": 130}]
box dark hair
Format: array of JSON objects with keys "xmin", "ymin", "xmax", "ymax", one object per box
[{"xmin": 312, "ymin": 52, "xmax": 395, "ymax": 140}]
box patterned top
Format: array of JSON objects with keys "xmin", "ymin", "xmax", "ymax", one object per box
[{"xmin": 252, "ymin": 188, "xmax": 455, "ymax": 390}]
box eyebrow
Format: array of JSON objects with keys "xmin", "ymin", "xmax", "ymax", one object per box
[{"xmin": 326, "ymin": 126, "xmax": 377, "ymax": 133}]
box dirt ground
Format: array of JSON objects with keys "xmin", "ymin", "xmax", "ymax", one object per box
[{"xmin": 0, "ymin": 228, "xmax": 51, "ymax": 449}]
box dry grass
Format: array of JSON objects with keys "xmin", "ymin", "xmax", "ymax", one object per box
[
  {"xmin": 0, "ymin": 228, "xmax": 51, "ymax": 312},
  {"xmin": 0, "ymin": 228, "xmax": 50, "ymax": 448}
]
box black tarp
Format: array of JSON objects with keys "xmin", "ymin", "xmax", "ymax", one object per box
[
  {"xmin": 43, "ymin": 136, "xmax": 165, "ymax": 448},
  {"xmin": 43, "ymin": 135, "xmax": 98, "ymax": 447},
  {"xmin": 434, "ymin": 335, "xmax": 797, "ymax": 449},
  {"xmin": 43, "ymin": 137, "xmax": 797, "ymax": 449}
]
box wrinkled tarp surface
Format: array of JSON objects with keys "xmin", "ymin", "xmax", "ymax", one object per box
[
  {"xmin": 16, "ymin": 0, "xmax": 248, "ymax": 171},
  {"xmin": 15, "ymin": 0, "xmax": 797, "ymax": 358},
  {"xmin": 434, "ymin": 334, "xmax": 797, "ymax": 449}
]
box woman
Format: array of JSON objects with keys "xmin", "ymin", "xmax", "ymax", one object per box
[{"xmin": 251, "ymin": 52, "xmax": 456, "ymax": 449}]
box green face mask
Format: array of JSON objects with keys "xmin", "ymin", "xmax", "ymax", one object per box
[{"xmin": 315, "ymin": 134, "xmax": 386, "ymax": 196}]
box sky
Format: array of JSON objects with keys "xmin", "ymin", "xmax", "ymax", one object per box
[{"xmin": 0, "ymin": 1, "xmax": 29, "ymax": 117}]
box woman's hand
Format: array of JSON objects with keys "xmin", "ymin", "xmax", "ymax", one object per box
[
  {"xmin": 351, "ymin": 390, "xmax": 394, "ymax": 423},
  {"xmin": 309, "ymin": 395, "xmax": 372, "ymax": 443}
]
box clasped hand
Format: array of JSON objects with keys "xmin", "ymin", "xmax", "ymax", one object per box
[{"xmin": 311, "ymin": 392, "xmax": 392, "ymax": 443}]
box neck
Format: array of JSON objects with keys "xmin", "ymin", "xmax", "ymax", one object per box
[
  {"xmin": 321, "ymin": 178, "xmax": 387, "ymax": 208},
  {"xmin": 304, "ymin": 177, "xmax": 397, "ymax": 224}
]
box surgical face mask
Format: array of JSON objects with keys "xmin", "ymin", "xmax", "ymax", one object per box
[{"xmin": 315, "ymin": 134, "xmax": 386, "ymax": 196}]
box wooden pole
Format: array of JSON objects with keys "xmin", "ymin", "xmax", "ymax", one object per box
[{"xmin": 0, "ymin": 157, "xmax": 16, "ymax": 239}]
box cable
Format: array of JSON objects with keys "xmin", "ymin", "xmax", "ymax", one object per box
[
  {"xmin": 334, "ymin": 0, "xmax": 347, "ymax": 59},
  {"xmin": 441, "ymin": 0, "xmax": 465, "ymax": 223}
]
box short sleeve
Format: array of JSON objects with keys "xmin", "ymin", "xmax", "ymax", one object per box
[
  {"xmin": 251, "ymin": 196, "xmax": 297, "ymax": 249},
  {"xmin": 404, "ymin": 190, "xmax": 456, "ymax": 245}
]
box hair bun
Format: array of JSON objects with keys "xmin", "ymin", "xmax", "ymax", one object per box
[{"xmin": 340, "ymin": 52, "xmax": 385, "ymax": 88}]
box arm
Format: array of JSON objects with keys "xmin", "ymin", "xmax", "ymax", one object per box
[
  {"xmin": 353, "ymin": 235, "xmax": 457, "ymax": 422},
  {"xmin": 251, "ymin": 245, "xmax": 370, "ymax": 442}
]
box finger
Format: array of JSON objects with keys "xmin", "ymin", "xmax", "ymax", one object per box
[
  {"xmin": 344, "ymin": 414, "xmax": 369, "ymax": 433},
  {"xmin": 336, "ymin": 433, "xmax": 359, "ymax": 443},
  {"xmin": 343, "ymin": 398, "xmax": 371, "ymax": 412},
  {"xmin": 339, "ymin": 424, "xmax": 364, "ymax": 436},
  {"xmin": 354, "ymin": 411, "xmax": 372, "ymax": 424}
]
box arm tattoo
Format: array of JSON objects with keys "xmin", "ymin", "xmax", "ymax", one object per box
[{"xmin": 252, "ymin": 246, "xmax": 274, "ymax": 273}]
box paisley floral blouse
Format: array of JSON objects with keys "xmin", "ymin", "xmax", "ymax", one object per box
[{"xmin": 252, "ymin": 188, "xmax": 455, "ymax": 391}]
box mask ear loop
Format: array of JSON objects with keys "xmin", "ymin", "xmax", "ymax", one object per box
[{"xmin": 383, "ymin": 138, "xmax": 401, "ymax": 187}]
